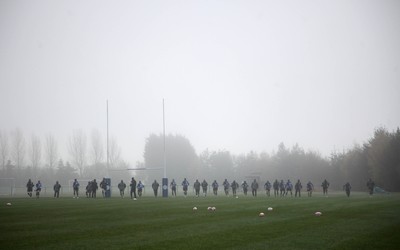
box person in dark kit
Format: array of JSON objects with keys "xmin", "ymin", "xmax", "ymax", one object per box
[
  {"xmin": 273, "ymin": 179, "xmax": 279, "ymax": 197},
  {"xmin": 130, "ymin": 177, "xmax": 137, "ymax": 199},
  {"xmin": 91, "ymin": 179, "xmax": 98, "ymax": 198},
  {"xmin": 223, "ymin": 179, "xmax": 230, "ymax": 196},
  {"xmin": 295, "ymin": 179, "xmax": 302, "ymax": 197},
  {"xmin": 193, "ymin": 179, "xmax": 201, "ymax": 197},
  {"xmin": 201, "ymin": 179, "xmax": 208, "ymax": 196},
  {"xmin": 306, "ymin": 181, "xmax": 314, "ymax": 197},
  {"xmin": 251, "ymin": 179, "xmax": 259, "ymax": 197},
  {"xmin": 73, "ymin": 179, "xmax": 80, "ymax": 198},
  {"xmin": 137, "ymin": 181, "xmax": 144, "ymax": 197},
  {"xmin": 343, "ymin": 182, "xmax": 351, "ymax": 197},
  {"xmin": 285, "ymin": 179, "xmax": 293, "ymax": 197},
  {"xmin": 264, "ymin": 181, "xmax": 271, "ymax": 197},
  {"xmin": 212, "ymin": 180, "xmax": 219, "ymax": 195},
  {"xmin": 53, "ymin": 181, "xmax": 61, "ymax": 198},
  {"xmin": 366, "ymin": 178, "xmax": 375, "ymax": 196},
  {"xmin": 170, "ymin": 179, "xmax": 177, "ymax": 196},
  {"xmin": 279, "ymin": 180, "xmax": 285, "ymax": 197},
  {"xmin": 27, "ymin": 179, "xmax": 34, "ymax": 197},
  {"xmin": 321, "ymin": 179, "xmax": 330, "ymax": 196},
  {"xmin": 118, "ymin": 180, "xmax": 126, "ymax": 198},
  {"xmin": 182, "ymin": 178, "xmax": 189, "ymax": 197},
  {"xmin": 86, "ymin": 181, "xmax": 92, "ymax": 198},
  {"xmin": 231, "ymin": 180, "xmax": 239, "ymax": 196},
  {"xmin": 100, "ymin": 178, "xmax": 107, "ymax": 198},
  {"xmin": 152, "ymin": 180, "xmax": 159, "ymax": 197},
  {"xmin": 242, "ymin": 181, "xmax": 249, "ymax": 196},
  {"xmin": 35, "ymin": 180, "xmax": 42, "ymax": 198}
]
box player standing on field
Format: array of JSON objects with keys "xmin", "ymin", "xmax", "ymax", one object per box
[
  {"xmin": 91, "ymin": 179, "xmax": 98, "ymax": 198},
  {"xmin": 27, "ymin": 179, "xmax": 34, "ymax": 197},
  {"xmin": 285, "ymin": 179, "xmax": 293, "ymax": 197},
  {"xmin": 279, "ymin": 180, "xmax": 285, "ymax": 197},
  {"xmin": 212, "ymin": 180, "xmax": 219, "ymax": 195},
  {"xmin": 223, "ymin": 179, "xmax": 230, "ymax": 196},
  {"xmin": 343, "ymin": 182, "xmax": 351, "ymax": 197},
  {"xmin": 273, "ymin": 179, "xmax": 279, "ymax": 197},
  {"xmin": 306, "ymin": 181, "xmax": 314, "ymax": 197},
  {"xmin": 152, "ymin": 180, "xmax": 159, "ymax": 197},
  {"xmin": 53, "ymin": 181, "xmax": 61, "ymax": 198},
  {"xmin": 242, "ymin": 181, "xmax": 249, "ymax": 196},
  {"xmin": 182, "ymin": 178, "xmax": 189, "ymax": 197},
  {"xmin": 100, "ymin": 178, "xmax": 107, "ymax": 198},
  {"xmin": 137, "ymin": 181, "xmax": 144, "ymax": 197},
  {"xmin": 201, "ymin": 179, "xmax": 208, "ymax": 196},
  {"xmin": 366, "ymin": 178, "xmax": 375, "ymax": 196},
  {"xmin": 85, "ymin": 181, "xmax": 92, "ymax": 198},
  {"xmin": 73, "ymin": 179, "xmax": 80, "ymax": 198},
  {"xmin": 35, "ymin": 180, "xmax": 42, "ymax": 198},
  {"xmin": 295, "ymin": 179, "xmax": 302, "ymax": 197},
  {"xmin": 193, "ymin": 179, "xmax": 201, "ymax": 197},
  {"xmin": 322, "ymin": 179, "xmax": 330, "ymax": 196},
  {"xmin": 170, "ymin": 179, "xmax": 177, "ymax": 196},
  {"xmin": 231, "ymin": 180, "xmax": 239, "ymax": 196},
  {"xmin": 251, "ymin": 179, "xmax": 259, "ymax": 197},
  {"xmin": 264, "ymin": 181, "xmax": 271, "ymax": 197},
  {"xmin": 118, "ymin": 180, "xmax": 126, "ymax": 198},
  {"xmin": 130, "ymin": 177, "xmax": 137, "ymax": 199}
]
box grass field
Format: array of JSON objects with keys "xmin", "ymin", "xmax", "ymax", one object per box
[{"xmin": 1, "ymin": 192, "xmax": 400, "ymax": 250}]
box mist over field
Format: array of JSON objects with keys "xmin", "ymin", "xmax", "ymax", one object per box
[{"xmin": 1, "ymin": 1, "xmax": 399, "ymax": 191}]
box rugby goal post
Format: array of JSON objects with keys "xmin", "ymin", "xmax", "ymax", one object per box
[{"xmin": 0, "ymin": 178, "xmax": 16, "ymax": 196}]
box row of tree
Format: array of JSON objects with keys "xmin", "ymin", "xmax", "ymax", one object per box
[
  {"xmin": 0, "ymin": 128, "xmax": 124, "ymax": 186},
  {"xmin": 141, "ymin": 127, "xmax": 400, "ymax": 191},
  {"xmin": 1, "ymin": 127, "xmax": 399, "ymax": 191}
]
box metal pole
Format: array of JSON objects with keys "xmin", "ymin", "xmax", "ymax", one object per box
[
  {"xmin": 163, "ymin": 99, "xmax": 166, "ymax": 178},
  {"xmin": 107, "ymin": 100, "xmax": 109, "ymax": 171},
  {"xmin": 162, "ymin": 99, "xmax": 168, "ymax": 198}
]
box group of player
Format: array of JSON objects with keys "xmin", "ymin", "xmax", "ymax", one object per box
[
  {"xmin": 25, "ymin": 177, "xmax": 376, "ymax": 199},
  {"xmin": 159, "ymin": 178, "xmax": 374, "ymax": 198},
  {"xmin": 26, "ymin": 179, "xmax": 44, "ymax": 198},
  {"xmin": 72, "ymin": 178, "xmax": 113, "ymax": 199},
  {"xmin": 169, "ymin": 178, "xmax": 314, "ymax": 198}
]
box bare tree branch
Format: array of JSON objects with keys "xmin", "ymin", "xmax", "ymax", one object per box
[
  {"xmin": 91, "ymin": 129, "xmax": 104, "ymax": 165},
  {"xmin": 45, "ymin": 134, "xmax": 58, "ymax": 169},
  {"xmin": 30, "ymin": 134, "xmax": 41, "ymax": 170},
  {"xmin": 12, "ymin": 128, "xmax": 25, "ymax": 168},
  {"xmin": 109, "ymin": 136, "xmax": 121, "ymax": 168},
  {"xmin": 0, "ymin": 130, "xmax": 9, "ymax": 171},
  {"xmin": 68, "ymin": 129, "xmax": 87, "ymax": 176}
]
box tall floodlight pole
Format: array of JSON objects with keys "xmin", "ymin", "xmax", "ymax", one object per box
[
  {"xmin": 105, "ymin": 100, "xmax": 111, "ymax": 198},
  {"xmin": 106, "ymin": 100, "xmax": 109, "ymax": 171},
  {"xmin": 163, "ymin": 99, "xmax": 166, "ymax": 178},
  {"xmin": 162, "ymin": 99, "xmax": 168, "ymax": 198}
]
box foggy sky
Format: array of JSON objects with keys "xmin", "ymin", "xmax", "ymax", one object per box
[{"xmin": 1, "ymin": 0, "xmax": 399, "ymax": 165}]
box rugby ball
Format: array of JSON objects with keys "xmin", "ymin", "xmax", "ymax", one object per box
[
  {"xmin": 6, "ymin": 202, "xmax": 11, "ymax": 206},
  {"xmin": 268, "ymin": 207, "xmax": 273, "ymax": 211},
  {"xmin": 259, "ymin": 212, "xmax": 265, "ymax": 217},
  {"xmin": 193, "ymin": 207, "xmax": 198, "ymax": 211},
  {"xmin": 315, "ymin": 211, "xmax": 322, "ymax": 216}
]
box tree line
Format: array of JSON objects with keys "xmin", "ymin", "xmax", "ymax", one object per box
[
  {"xmin": 142, "ymin": 127, "xmax": 400, "ymax": 191},
  {"xmin": 1, "ymin": 127, "xmax": 399, "ymax": 191},
  {"xmin": 0, "ymin": 128, "xmax": 126, "ymax": 187}
]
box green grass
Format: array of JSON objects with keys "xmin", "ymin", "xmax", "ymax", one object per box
[{"xmin": 1, "ymin": 192, "xmax": 400, "ymax": 249}]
